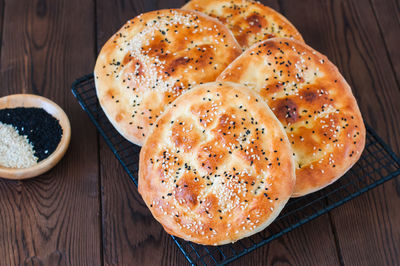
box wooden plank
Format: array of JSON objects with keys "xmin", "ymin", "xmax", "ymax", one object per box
[
  {"xmin": 281, "ymin": 0, "xmax": 400, "ymax": 265},
  {"xmin": 0, "ymin": 0, "xmax": 101, "ymax": 265},
  {"xmin": 370, "ymin": 0, "xmax": 400, "ymax": 86},
  {"xmin": 230, "ymin": 217, "xmax": 340, "ymax": 266},
  {"xmin": 96, "ymin": 0, "xmax": 339, "ymax": 265},
  {"xmin": 0, "ymin": 0, "xmax": 4, "ymax": 57},
  {"xmin": 99, "ymin": 145, "xmax": 185, "ymax": 265}
]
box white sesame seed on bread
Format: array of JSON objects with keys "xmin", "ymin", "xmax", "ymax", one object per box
[
  {"xmin": 183, "ymin": 0, "xmax": 304, "ymax": 49},
  {"xmin": 94, "ymin": 9, "xmax": 241, "ymax": 146},
  {"xmin": 218, "ymin": 38, "xmax": 366, "ymax": 197},
  {"xmin": 138, "ymin": 82, "xmax": 295, "ymax": 245}
]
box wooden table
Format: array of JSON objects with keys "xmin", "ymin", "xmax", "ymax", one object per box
[{"xmin": 0, "ymin": 0, "xmax": 399, "ymax": 265}]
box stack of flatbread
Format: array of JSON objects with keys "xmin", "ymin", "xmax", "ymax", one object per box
[{"xmin": 94, "ymin": 0, "xmax": 365, "ymax": 245}]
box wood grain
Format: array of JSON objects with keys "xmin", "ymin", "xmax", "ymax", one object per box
[
  {"xmin": 0, "ymin": 0, "xmax": 100, "ymax": 265},
  {"xmin": 281, "ymin": 0, "xmax": 400, "ymax": 265},
  {"xmin": 230, "ymin": 216, "xmax": 340, "ymax": 266},
  {"xmin": 0, "ymin": 0, "xmax": 4, "ymax": 59},
  {"xmin": 99, "ymin": 144, "xmax": 185, "ymax": 265},
  {"xmin": 370, "ymin": 0, "xmax": 400, "ymax": 86}
]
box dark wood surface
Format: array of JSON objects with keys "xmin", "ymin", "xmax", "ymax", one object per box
[
  {"xmin": 0, "ymin": 0, "xmax": 101, "ymax": 265},
  {"xmin": 0, "ymin": 0, "xmax": 399, "ymax": 265}
]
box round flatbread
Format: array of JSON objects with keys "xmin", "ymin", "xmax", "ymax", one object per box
[
  {"xmin": 182, "ymin": 0, "xmax": 304, "ymax": 49},
  {"xmin": 94, "ymin": 9, "xmax": 241, "ymax": 145},
  {"xmin": 218, "ymin": 38, "xmax": 366, "ymax": 197},
  {"xmin": 139, "ymin": 82, "xmax": 295, "ymax": 245}
]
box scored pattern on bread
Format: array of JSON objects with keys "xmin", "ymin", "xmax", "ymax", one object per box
[
  {"xmin": 182, "ymin": 0, "xmax": 304, "ymax": 49},
  {"xmin": 218, "ymin": 38, "xmax": 366, "ymax": 197},
  {"xmin": 139, "ymin": 82, "xmax": 295, "ymax": 245},
  {"xmin": 94, "ymin": 9, "xmax": 241, "ymax": 145}
]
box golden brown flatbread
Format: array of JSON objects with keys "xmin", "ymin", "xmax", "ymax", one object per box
[
  {"xmin": 94, "ymin": 9, "xmax": 241, "ymax": 145},
  {"xmin": 139, "ymin": 82, "xmax": 295, "ymax": 245},
  {"xmin": 182, "ymin": 0, "xmax": 304, "ymax": 49},
  {"xmin": 218, "ymin": 38, "xmax": 365, "ymax": 197}
]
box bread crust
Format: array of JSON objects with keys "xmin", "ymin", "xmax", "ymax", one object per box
[
  {"xmin": 182, "ymin": 0, "xmax": 304, "ymax": 49},
  {"xmin": 139, "ymin": 82, "xmax": 295, "ymax": 245},
  {"xmin": 218, "ymin": 38, "xmax": 366, "ymax": 197},
  {"xmin": 94, "ymin": 9, "xmax": 241, "ymax": 146}
]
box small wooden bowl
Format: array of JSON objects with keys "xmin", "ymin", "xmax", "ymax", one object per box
[{"xmin": 0, "ymin": 94, "xmax": 71, "ymax": 180}]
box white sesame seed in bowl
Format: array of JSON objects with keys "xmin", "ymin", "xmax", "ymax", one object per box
[
  {"xmin": 0, "ymin": 122, "xmax": 38, "ymax": 168},
  {"xmin": 0, "ymin": 94, "xmax": 71, "ymax": 180}
]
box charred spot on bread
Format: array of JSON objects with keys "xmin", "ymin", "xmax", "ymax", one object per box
[
  {"xmin": 94, "ymin": 9, "xmax": 241, "ymax": 146},
  {"xmin": 138, "ymin": 82, "xmax": 295, "ymax": 245},
  {"xmin": 218, "ymin": 38, "xmax": 366, "ymax": 197}
]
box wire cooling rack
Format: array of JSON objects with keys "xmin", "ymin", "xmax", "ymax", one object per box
[{"xmin": 72, "ymin": 73, "xmax": 400, "ymax": 266}]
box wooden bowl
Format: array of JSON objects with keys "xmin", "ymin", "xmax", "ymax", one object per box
[{"xmin": 0, "ymin": 94, "xmax": 71, "ymax": 180}]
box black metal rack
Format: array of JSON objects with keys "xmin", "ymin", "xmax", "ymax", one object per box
[{"xmin": 72, "ymin": 74, "xmax": 400, "ymax": 266}]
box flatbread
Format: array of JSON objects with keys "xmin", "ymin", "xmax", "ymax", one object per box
[
  {"xmin": 139, "ymin": 82, "xmax": 295, "ymax": 245},
  {"xmin": 182, "ymin": 0, "xmax": 304, "ymax": 49},
  {"xmin": 218, "ymin": 38, "xmax": 366, "ymax": 197},
  {"xmin": 94, "ymin": 9, "xmax": 241, "ymax": 145}
]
